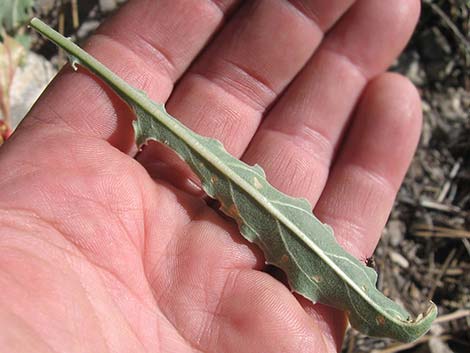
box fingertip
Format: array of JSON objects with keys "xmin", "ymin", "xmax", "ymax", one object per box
[
  {"xmin": 325, "ymin": 0, "xmax": 421, "ymax": 77},
  {"xmin": 398, "ymin": 0, "xmax": 421, "ymax": 32},
  {"xmin": 358, "ymin": 73, "xmax": 423, "ymax": 167},
  {"xmin": 364, "ymin": 72, "xmax": 423, "ymax": 123}
]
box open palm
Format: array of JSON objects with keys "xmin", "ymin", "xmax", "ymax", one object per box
[{"xmin": 0, "ymin": 1, "xmax": 422, "ymax": 352}]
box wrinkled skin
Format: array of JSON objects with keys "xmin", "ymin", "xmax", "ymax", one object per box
[{"xmin": 0, "ymin": 1, "xmax": 422, "ymax": 352}]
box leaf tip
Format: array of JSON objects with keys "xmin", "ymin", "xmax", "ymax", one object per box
[{"xmin": 397, "ymin": 302, "xmax": 438, "ymax": 343}]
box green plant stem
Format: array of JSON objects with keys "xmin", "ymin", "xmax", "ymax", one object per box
[
  {"xmin": 30, "ymin": 18, "xmax": 200, "ymax": 163},
  {"xmin": 30, "ymin": 18, "xmax": 141, "ymax": 105}
]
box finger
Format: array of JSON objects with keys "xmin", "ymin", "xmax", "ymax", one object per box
[
  {"xmin": 242, "ymin": 0, "xmax": 420, "ymax": 205},
  {"xmin": 16, "ymin": 0, "xmax": 241, "ymax": 152},
  {"xmin": 233, "ymin": 74, "xmax": 420, "ymax": 350},
  {"xmin": 137, "ymin": 0, "xmax": 356, "ymax": 174},
  {"xmin": 236, "ymin": 0, "xmax": 420, "ymax": 341},
  {"xmin": 313, "ymin": 73, "xmax": 422, "ymax": 259},
  {"xmin": 291, "ymin": 73, "xmax": 421, "ymax": 344}
]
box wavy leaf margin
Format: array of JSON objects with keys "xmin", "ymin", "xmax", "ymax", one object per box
[{"xmin": 30, "ymin": 18, "xmax": 437, "ymax": 342}]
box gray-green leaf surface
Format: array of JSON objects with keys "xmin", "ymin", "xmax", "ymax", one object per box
[{"xmin": 30, "ymin": 18, "xmax": 437, "ymax": 343}]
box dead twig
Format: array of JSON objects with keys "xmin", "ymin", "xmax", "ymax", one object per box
[
  {"xmin": 412, "ymin": 224, "xmax": 470, "ymax": 239},
  {"xmin": 419, "ymin": 199, "xmax": 461, "ymax": 213},
  {"xmin": 423, "ymin": 0, "xmax": 470, "ymax": 52},
  {"xmin": 71, "ymin": 0, "xmax": 79, "ymax": 29},
  {"xmin": 462, "ymin": 238, "xmax": 470, "ymax": 257},
  {"xmin": 437, "ymin": 159, "xmax": 462, "ymax": 203},
  {"xmin": 434, "ymin": 309, "xmax": 470, "ymax": 324},
  {"xmin": 428, "ymin": 248, "xmax": 456, "ymax": 301},
  {"xmin": 371, "ymin": 334, "xmax": 453, "ymax": 353}
]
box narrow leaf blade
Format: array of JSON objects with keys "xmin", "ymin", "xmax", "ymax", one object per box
[{"xmin": 30, "ymin": 18, "xmax": 437, "ymax": 343}]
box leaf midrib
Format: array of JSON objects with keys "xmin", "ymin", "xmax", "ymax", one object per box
[{"xmin": 30, "ymin": 18, "xmax": 408, "ymax": 327}]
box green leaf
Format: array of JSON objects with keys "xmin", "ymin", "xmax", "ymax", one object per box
[
  {"xmin": 0, "ymin": 0, "xmax": 34, "ymax": 33},
  {"xmin": 30, "ymin": 18, "xmax": 437, "ymax": 343}
]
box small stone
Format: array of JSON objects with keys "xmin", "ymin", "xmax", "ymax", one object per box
[
  {"xmin": 429, "ymin": 337, "xmax": 453, "ymax": 353},
  {"xmin": 389, "ymin": 251, "xmax": 410, "ymax": 269},
  {"xmin": 387, "ymin": 220, "xmax": 405, "ymax": 247},
  {"xmin": 10, "ymin": 52, "xmax": 57, "ymax": 130},
  {"xmin": 76, "ymin": 20, "xmax": 100, "ymax": 40},
  {"xmin": 99, "ymin": 0, "xmax": 118, "ymax": 13}
]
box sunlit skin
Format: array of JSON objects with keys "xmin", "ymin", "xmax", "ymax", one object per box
[{"xmin": 0, "ymin": 1, "xmax": 422, "ymax": 352}]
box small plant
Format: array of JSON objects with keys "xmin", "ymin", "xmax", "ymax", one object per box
[
  {"xmin": 0, "ymin": 31, "xmax": 27, "ymax": 140},
  {"xmin": 0, "ymin": 0, "xmax": 34, "ymax": 33},
  {"xmin": 0, "ymin": 0, "xmax": 34, "ymax": 145}
]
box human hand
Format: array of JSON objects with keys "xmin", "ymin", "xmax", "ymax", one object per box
[{"xmin": 0, "ymin": 1, "xmax": 422, "ymax": 351}]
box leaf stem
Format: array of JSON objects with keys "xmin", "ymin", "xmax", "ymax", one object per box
[
  {"xmin": 30, "ymin": 18, "xmax": 137, "ymax": 101},
  {"xmin": 29, "ymin": 18, "xmax": 189, "ymax": 149}
]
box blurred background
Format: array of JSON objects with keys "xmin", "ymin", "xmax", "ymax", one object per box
[{"xmin": 0, "ymin": 1, "xmax": 468, "ymax": 352}]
